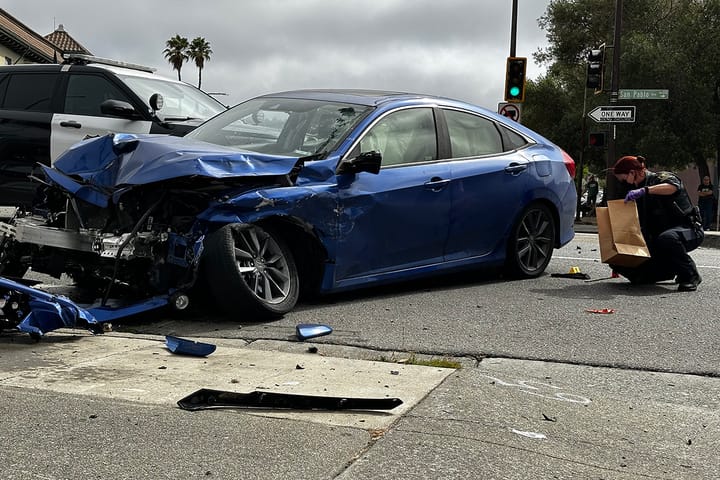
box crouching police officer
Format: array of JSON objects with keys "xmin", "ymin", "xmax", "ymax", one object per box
[{"xmin": 610, "ymin": 155, "xmax": 704, "ymax": 291}]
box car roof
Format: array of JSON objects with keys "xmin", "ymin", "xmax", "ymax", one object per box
[
  {"xmin": 259, "ymin": 88, "xmax": 548, "ymax": 144},
  {"xmin": 262, "ymin": 89, "xmax": 447, "ymax": 107},
  {"xmin": 0, "ymin": 58, "xmax": 175, "ymax": 83},
  {"xmin": 87, "ymin": 62, "xmax": 179, "ymax": 82}
]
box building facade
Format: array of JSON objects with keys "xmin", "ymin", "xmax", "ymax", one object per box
[{"xmin": 0, "ymin": 8, "xmax": 90, "ymax": 65}]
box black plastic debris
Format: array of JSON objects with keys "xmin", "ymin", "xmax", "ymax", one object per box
[
  {"xmin": 177, "ymin": 388, "xmax": 403, "ymax": 411},
  {"xmin": 551, "ymin": 272, "xmax": 591, "ymax": 280}
]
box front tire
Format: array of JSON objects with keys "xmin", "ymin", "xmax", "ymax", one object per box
[
  {"xmin": 505, "ymin": 204, "xmax": 556, "ymax": 278},
  {"xmin": 202, "ymin": 223, "xmax": 299, "ymax": 318}
]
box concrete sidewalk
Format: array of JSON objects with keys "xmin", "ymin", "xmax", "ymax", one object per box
[
  {"xmin": 1, "ymin": 330, "xmax": 718, "ymax": 479},
  {"xmin": 0, "ymin": 331, "xmax": 454, "ymax": 431}
]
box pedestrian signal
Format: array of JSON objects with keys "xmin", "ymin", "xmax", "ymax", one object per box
[{"xmin": 588, "ymin": 132, "xmax": 606, "ymax": 148}]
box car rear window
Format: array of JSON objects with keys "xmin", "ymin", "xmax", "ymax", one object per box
[
  {"xmin": 444, "ymin": 109, "xmax": 503, "ymax": 157},
  {"xmin": 2, "ymin": 73, "xmax": 56, "ymax": 112}
]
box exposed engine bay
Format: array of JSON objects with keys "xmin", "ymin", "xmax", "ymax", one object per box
[{"xmin": 1, "ymin": 177, "xmax": 249, "ymax": 300}]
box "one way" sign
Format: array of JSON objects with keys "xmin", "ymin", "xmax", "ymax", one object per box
[{"xmin": 588, "ymin": 106, "xmax": 636, "ymax": 123}]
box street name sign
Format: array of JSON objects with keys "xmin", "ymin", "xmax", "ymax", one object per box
[
  {"xmin": 588, "ymin": 106, "xmax": 636, "ymax": 123},
  {"xmin": 618, "ymin": 89, "xmax": 669, "ymax": 100}
]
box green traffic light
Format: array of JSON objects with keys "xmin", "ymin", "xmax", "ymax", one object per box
[{"xmin": 509, "ymin": 86, "xmax": 520, "ymax": 97}]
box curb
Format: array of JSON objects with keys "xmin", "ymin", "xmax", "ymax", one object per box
[{"xmin": 574, "ymin": 222, "xmax": 720, "ymax": 249}]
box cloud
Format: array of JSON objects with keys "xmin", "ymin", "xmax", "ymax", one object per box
[{"xmin": 5, "ymin": 0, "xmax": 550, "ymax": 109}]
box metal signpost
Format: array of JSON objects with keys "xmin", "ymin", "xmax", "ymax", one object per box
[{"xmin": 588, "ymin": 105, "xmax": 636, "ymax": 123}]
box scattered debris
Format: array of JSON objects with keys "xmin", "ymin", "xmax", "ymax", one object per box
[
  {"xmin": 0, "ymin": 275, "xmax": 172, "ymax": 337},
  {"xmin": 165, "ymin": 335, "xmax": 216, "ymax": 357},
  {"xmin": 177, "ymin": 388, "xmax": 403, "ymax": 411},
  {"xmin": 550, "ymin": 266, "xmax": 590, "ymax": 279},
  {"xmin": 585, "ymin": 308, "xmax": 615, "ymax": 314},
  {"xmin": 296, "ymin": 323, "xmax": 333, "ymax": 341},
  {"xmin": 551, "ymin": 272, "xmax": 591, "ymax": 280},
  {"xmin": 511, "ymin": 428, "xmax": 546, "ymax": 439}
]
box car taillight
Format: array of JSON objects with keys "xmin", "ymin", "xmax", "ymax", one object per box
[{"xmin": 561, "ymin": 150, "xmax": 576, "ymax": 178}]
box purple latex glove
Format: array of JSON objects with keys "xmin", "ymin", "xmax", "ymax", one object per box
[{"xmin": 624, "ymin": 188, "xmax": 646, "ymax": 203}]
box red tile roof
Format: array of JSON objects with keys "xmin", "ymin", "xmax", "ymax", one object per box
[{"xmin": 44, "ymin": 24, "xmax": 92, "ymax": 55}]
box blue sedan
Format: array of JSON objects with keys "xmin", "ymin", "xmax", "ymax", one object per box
[{"xmin": 0, "ymin": 89, "xmax": 576, "ymax": 320}]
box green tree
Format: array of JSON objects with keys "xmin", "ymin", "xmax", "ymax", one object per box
[
  {"xmin": 163, "ymin": 34, "xmax": 189, "ymax": 81},
  {"xmin": 188, "ymin": 37, "xmax": 213, "ymax": 89},
  {"xmin": 523, "ymin": 0, "xmax": 720, "ymax": 181}
]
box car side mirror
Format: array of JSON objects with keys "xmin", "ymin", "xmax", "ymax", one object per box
[
  {"xmin": 149, "ymin": 93, "xmax": 164, "ymax": 112},
  {"xmin": 337, "ymin": 151, "xmax": 382, "ymax": 175},
  {"xmin": 100, "ymin": 99, "xmax": 141, "ymax": 119}
]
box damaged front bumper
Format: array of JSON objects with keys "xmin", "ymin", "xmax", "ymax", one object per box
[{"xmin": 0, "ymin": 276, "xmax": 176, "ymax": 337}]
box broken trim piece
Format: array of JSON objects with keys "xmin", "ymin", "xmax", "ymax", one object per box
[
  {"xmin": 165, "ymin": 335, "xmax": 216, "ymax": 357},
  {"xmin": 177, "ymin": 388, "xmax": 403, "ymax": 411},
  {"xmin": 0, "ymin": 276, "xmax": 172, "ymax": 336},
  {"xmin": 295, "ymin": 323, "xmax": 333, "ymax": 341}
]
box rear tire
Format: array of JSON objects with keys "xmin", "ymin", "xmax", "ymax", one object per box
[
  {"xmin": 505, "ymin": 204, "xmax": 556, "ymax": 278},
  {"xmin": 202, "ymin": 223, "xmax": 299, "ymax": 318}
]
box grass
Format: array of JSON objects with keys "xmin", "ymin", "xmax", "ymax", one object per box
[{"xmin": 378, "ymin": 352, "xmax": 461, "ymax": 369}]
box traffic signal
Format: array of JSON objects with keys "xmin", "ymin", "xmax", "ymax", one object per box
[
  {"xmin": 586, "ymin": 48, "xmax": 604, "ymax": 90},
  {"xmin": 588, "ymin": 132, "xmax": 606, "ymax": 148},
  {"xmin": 504, "ymin": 57, "xmax": 527, "ymax": 102}
]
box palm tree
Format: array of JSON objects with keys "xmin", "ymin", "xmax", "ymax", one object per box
[
  {"xmin": 188, "ymin": 37, "xmax": 212, "ymax": 89},
  {"xmin": 163, "ymin": 34, "xmax": 189, "ymax": 81}
]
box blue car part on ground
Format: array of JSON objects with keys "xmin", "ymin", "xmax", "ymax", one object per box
[
  {"xmin": 0, "ymin": 276, "xmax": 172, "ymax": 336},
  {"xmin": 165, "ymin": 335, "xmax": 216, "ymax": 357},
  {"xmin": 295, "ymin": 323, "xmax": 333, "ymax": 341}
]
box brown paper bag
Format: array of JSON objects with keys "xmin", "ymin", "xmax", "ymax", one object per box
[{"xmin": 596, "ymin": 199, "xmax": 650, "ymax": 267}]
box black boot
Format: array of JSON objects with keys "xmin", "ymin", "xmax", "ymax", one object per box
[{"xmin": 677, "ymin": 273, "xmax": 702, "ymax": 292}]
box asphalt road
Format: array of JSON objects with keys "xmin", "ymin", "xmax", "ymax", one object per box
[
  {"xmin": 115, "ymin": 232, "xmax": 720, "ymax": 377},
  {"xmin": 2, "ymin": 232, "xmax": 719, "ymax": 479}
]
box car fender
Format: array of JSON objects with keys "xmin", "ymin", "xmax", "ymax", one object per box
[{"xmin": 197, "ymin": 185, "xmax": 340, "ymax": 249}]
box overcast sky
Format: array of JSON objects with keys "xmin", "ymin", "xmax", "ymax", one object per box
[{"xmin": 5, "ymin": 0, "xmax": 552, "ymax": 109}]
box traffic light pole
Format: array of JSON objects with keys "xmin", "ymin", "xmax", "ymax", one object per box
[
  {"xmin": 605, "ymin": 0, "xmax": 624, "ymax": 201},
  {"xmin": 510, "ymin": 0, "xmax": 517, "ymax": 57},
  {"xmin": 576, "ymin": 88, "xmax": 589, "ymax": 221}
]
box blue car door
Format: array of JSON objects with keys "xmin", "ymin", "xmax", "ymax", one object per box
[
  {"xmin": 440, "ymin": 109, "xmax": 528, "ymax": 260},
  {"xmin": 333, "ymin": 107, "xmax": 451, "ymax": 285}
]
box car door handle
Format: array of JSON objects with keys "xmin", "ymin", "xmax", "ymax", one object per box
[
  {"xmin": 504, "ymin": 162, "xmax": 528, "ymax": 175},
  {"xmin": 60, "ymin": 121, "xmax": 82, "ymax": 128},
  {"xmin": 424, "ymin": 177, "xmax": 451, "ymax": 192}
]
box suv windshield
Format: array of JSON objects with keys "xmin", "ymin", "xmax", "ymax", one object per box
[
  {"xmin": 119, "ymin": 74, "xmax": 226, "ymax": 121},
  {"xmin": 186, "ymin": 97, "xmax": 373, "ymax": 157}
]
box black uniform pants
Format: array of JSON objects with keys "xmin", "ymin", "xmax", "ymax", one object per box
[
  {"xmin": 652, "ymin": 226, "xmax": 703, "ymax": 282},
  {"xmin": 611, "ymin": 225, "xmax": 703, "ymax": 284}
]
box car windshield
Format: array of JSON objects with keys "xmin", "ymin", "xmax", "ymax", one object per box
[
  {"xmin": 186, "ymin": 97, "xmax": 373, "ymax": 157},
  {"xmin": 118, "ymin": 74, "xmax": 226, "ymax": 121}
]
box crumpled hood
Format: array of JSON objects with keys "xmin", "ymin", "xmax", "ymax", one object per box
[{"xmin": 53, "ymin": 133, "xmax": 303, "ymax": 189}]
